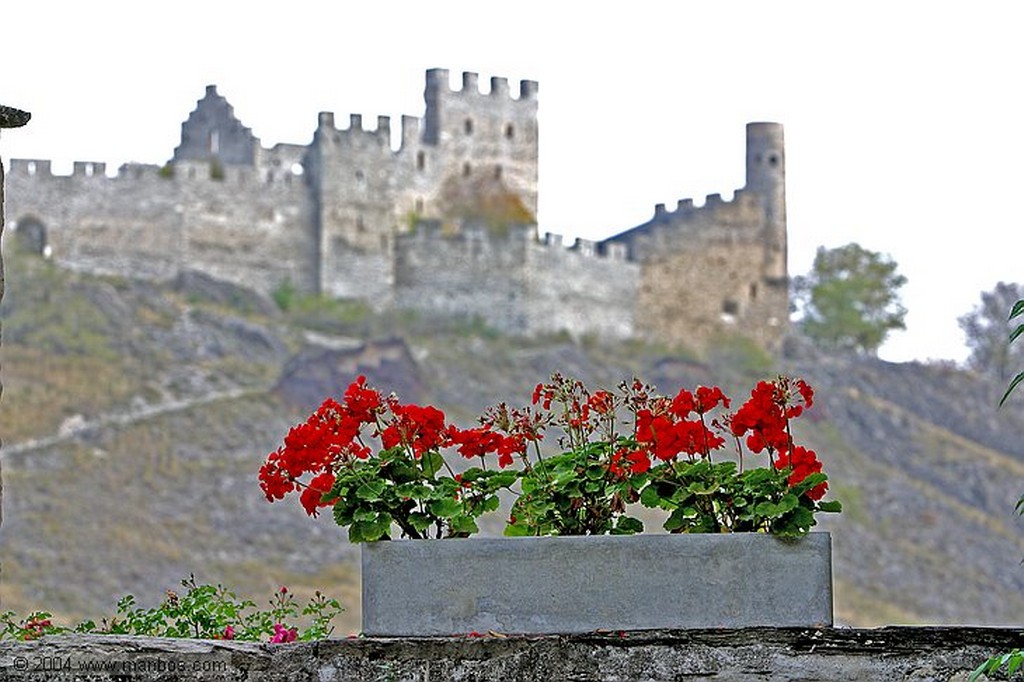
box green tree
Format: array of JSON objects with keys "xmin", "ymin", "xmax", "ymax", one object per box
[
  {"xmin": 958, "ymin": 282, "xmax": 1024, "ymax": 382},
  {"xmin": 792, "ymin": 243, "xmax": 907, "ymax": 355}
]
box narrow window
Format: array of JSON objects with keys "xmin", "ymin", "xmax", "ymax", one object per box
[
  {"xmin": 209, "ymin": 130, "xmax": 220, "ymax": 154},
  {"xmin": 355, "ymin": 169, "xmax": 365, "ymax": 181},
  {"xmin": 494, "ymin": 165, "xmax": 503, "ymax": 180},
  {"xmin": 462, "ymin": 162, "xmax": 471, "ymax": 177},
  {"xmin": 505, "ymin": 123, "xmax": 514, "ymax": 140},
  {"xmin": 27, "ymin": 161, "xmax": 37, "ymax": 175},
  {"xmin": 749, "ymin": 282, "xmax": 758, "ymax": 300},
  {"xmin": 464, "ymin": 118, "xmax": 474, "ymax": 135},
  {"xmin": 416, "ymin": 151, "xmax": 425, "ymax": 171},
  {"xmin": 722, "ymin": 300, "xmax": 739, "ymax": 315}
]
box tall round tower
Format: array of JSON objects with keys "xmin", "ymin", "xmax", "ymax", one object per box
[{"xmin": 745, "ymin": 122, "xmax": 787, "ymax": 282}]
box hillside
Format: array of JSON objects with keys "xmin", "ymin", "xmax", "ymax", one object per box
[{"xmin": 2, "ymin": 244, "xmax": 1024, "ymax": 633}]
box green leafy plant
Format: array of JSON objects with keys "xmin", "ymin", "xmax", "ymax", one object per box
[
  {"xmin": 260, "ymin": 373, "xmax": 840, "ymax": 540},
  {"xmin": 999, "ymin": 298, "xmax": 1024, "ymax": 407},
  {"xmin": 0, "ymin": 576, "xmax": 342, "ymax": 643}
]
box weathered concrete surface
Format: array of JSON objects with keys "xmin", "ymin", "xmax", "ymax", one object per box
[
  {"xmin": 363, "ymin": 533, "xmax": 833, "ymax": 635},
  {"xmin": 1, "ymin": 627, "xmax": 1022, "ymax": 681}
]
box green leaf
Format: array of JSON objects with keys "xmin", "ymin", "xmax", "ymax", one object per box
[
  {"xmin": 504, "ymin": 522, "xmax": 530, "ymax": 537},
  {"xmin": 428, "ymin": 497, "xmax": 461, "ymax": 518},
  {"xmin": 390, "ymin": 465, "xmax": 421, "ymax": 484},
  {"xmin": 778, "ymin": 493, "xmax": 799, "ymax": 514},
  {"xmin": 817, "ymin": 500, "xmax": 843, "ymax": 513},
  {"xmin": 352, "ymin": 507, "xmax": 378, "ymax": 522},
  {"xmin": 613, "ymin": 516, "xmax": 644, "ymax": 535},
  {"xmin": 488, "ymin": 470, "xmax": 520, "ymax": 488},
  {"xmin": 449, "ymin": 514, "xmax": 479, "ymax": 535},
  {"xmin": 421, "ymin": 451, "xmax": 445, "ymax": 478},
  {"xmin": 355, "ymin": 480, "xmax": 386, "ymax": 502},
  {"xmin": 408, "ymin": 512, "xmax": 433, "ymax": 533},
  {"xmin": 1009, "ymin": 299, "xmax": 1024, "ymax": 321},
  {"xmin": 1000, "ymin": 371, "xmax": 1024, "ymax": 407}
]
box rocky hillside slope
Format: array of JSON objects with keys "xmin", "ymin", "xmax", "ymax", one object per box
[{"xmin": 2, "ymin": 245, "xmax": 1024, "ymax": 633}]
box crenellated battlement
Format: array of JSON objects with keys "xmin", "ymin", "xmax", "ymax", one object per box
[
  {"xmin": 426, "ymin": 68, "xmax": 538, "ymax": 101},
  {"xmin": 7, "ymin": 157, "xmax": 307, "ymax": 189},
  {"xmin": 651, "ymin": 189, "xmax": 756, "ymax": 223},
  {"xmin": 315, "ymin": 111, "xmax": 392, "ymax": 149}
]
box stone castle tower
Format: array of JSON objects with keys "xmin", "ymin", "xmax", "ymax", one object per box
[{"xmin": 2, "ymin": 69, "xmax": 788, "ymax": 353}]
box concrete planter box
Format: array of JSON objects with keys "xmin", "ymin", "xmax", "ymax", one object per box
[{"xmin": 362, "ymin": 532, "xmax": 832, "ymax": 636}]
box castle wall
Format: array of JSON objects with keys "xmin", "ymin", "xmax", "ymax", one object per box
[
  {"xmin": 3, "ymin": 160, "xmax": 318, "ymax": 294},
  {"xmin": 524, "ymin": 234, "xmax": 637, "ymax": 339},
  {"xmin": 622, "ymin": 191, "xmax": 787, "ymax": 351},
  {"xmin": 393, "ymin": 223, "xmax": 531, "ymax": 332},
  {"xmin": 393, "ymin": 224, "xmax": 638, "ymax": 339},
  {"xmin": 637, "ymin": 236, "xmax": 786, "ymax": 351}
]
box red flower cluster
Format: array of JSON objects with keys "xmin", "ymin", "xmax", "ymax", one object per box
[
  {"xmin": 774, "ymin": 445, "xmax": 828, "ymax": 500},
  {"xmin": 728, "ymin": 377, "xmax": 826, "ymax": 500},
  {"xmin": 259, "ymin": 376, "xmax": 532, "ymax": 517},
  {"xmin": 633, "ymin": 386, "xmax": 728, "ymax": 466}
]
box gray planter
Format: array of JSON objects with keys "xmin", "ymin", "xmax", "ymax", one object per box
[{"xmin": 362, "ymin": 532, "xmax": 832, "ymax": 636}]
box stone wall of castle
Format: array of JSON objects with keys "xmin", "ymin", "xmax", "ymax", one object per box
[
  {"xmin": 0, "ymin": 71, "xmax": 788, "ymax": 352},
  {"xmin": 4, "ymin": 159, "xmax": 318, "ymax": 295},
  {"xmin": 393, "ymin": 224, "xmax": 637, "ymax": 338}
]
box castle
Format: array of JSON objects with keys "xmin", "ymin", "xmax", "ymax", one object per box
[{"xmin": 2, "ymin": 69, "xmax": 789, "ymax": 351}]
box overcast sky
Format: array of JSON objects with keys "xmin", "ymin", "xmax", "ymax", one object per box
[{"xmin": 3, "ymin": 2, "xmax": 1021, "ymax": 363}]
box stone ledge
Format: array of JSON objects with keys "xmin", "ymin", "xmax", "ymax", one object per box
[{"xmin": 1, "ymin": 627, "xmax": 1022, "ymax": 681}]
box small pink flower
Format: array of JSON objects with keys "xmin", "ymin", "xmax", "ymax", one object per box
[
  {"xmin": 222, "ymin": 625, "xmax": 235, "ymax": 640},
  {"xmin": 269, "ymin": 623, "xmax": 298, "ymax": 644}
]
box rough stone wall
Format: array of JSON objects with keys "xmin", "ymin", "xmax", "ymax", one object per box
[
  {"xmin": 3, "ymin": 159, "xmax": 318, "ymax": 294},
  {"xmin": 393, "ymin": 222, "xmax": 533, "ymax": 332},
  {"xmin": 2, "ymin": 628, "xmax": 1021, "ymax": 681},
  {"xmin": 524, "ymin": 233, "xmax": 637, "ymax": 339},
  {"xmin": 393, "ymin": 223, "xmax": 638, "ymax": 338},
  {"xmin": 628, "ymin": 194, "xmax": 787, "ymax": 351}
]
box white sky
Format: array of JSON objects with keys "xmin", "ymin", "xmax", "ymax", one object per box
[{"xmin": 3, "ymin": 1, "xmax": 1022, "ymax": 364}]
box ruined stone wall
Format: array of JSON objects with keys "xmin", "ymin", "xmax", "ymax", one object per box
[
  {"xmin": 3, "ymin": 160, "xmax": 318, "ymax": 294},
  {"xmin": 1, "ymin": 628, "xmax": 1021, "ymax": 681},
  {"xmin": 524, "ymin": 233, "xmax": 637, "ymax": 339},
  {"xmin": 393, "ymin": 223, "xmax": 639, "ymax": 338},
  {"xmin": 393, "ymin": 223, "xmax": 532, "ymax": 332},
  {"xmin": 625, "ymin": 192, "xmax": 786, "ymax": 350}
]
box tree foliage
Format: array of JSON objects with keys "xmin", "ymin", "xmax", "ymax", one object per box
[
  {"xmin": 792, "ymin": 243, "xmax": 907, "ymax": 355},
  {"xmin": 958, "ymin": 282, "xmax": 1024, "ymax": 382}
]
